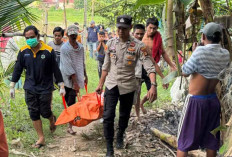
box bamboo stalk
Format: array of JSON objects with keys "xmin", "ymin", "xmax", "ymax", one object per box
[{"xmin": 150, "ymin": 127, "xmax": 177, "ymax": 148}]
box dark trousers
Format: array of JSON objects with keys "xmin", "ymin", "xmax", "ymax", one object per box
[
  {"xmin": 103, "ymin": 86, "xmax": 134, "ymax": 142},
  {"xmin": 64, "ymin": 86, "xmax": 76, "ymax": 106},
  {"xmin": 98, "ymin": 60, "xmax": 104, "ymax": 79}
]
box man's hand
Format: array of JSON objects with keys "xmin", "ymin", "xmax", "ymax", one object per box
[
  {"xmin": 171, "ymin": 62, "xmax": 177, "ymax": 71},
  {"xmin": 162, "ymin": 83, "xmax": 169, "ymax": 89},
  {"xmin": 192, "ymin": 42, "xmax": 198, "ymax": 52},
  {"xmin": 96, "ymin": 84, "xmax": 103, "ymax": 94},
  {"xmin": 73, "ymin": 82, "xmax": 80, "ymax": 92},
  {"xmin": 147, "ymin": 86, "xmax": 157, "ymax": 103},
  {"xmin": 59, "ymin": 87, "xmax": 66, "ymax": 96},
  {"xmin": 10, "ymin": 82, "xmax": 16, "ymax": 99}
]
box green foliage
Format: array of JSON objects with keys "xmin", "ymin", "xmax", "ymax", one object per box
[
  {"xmin": 180, "ymin": 0, "xmax": 193, "ymax": 7},
  {"xmin": 0, "ymin": 0, "xmax": 37, "ymax": 33},
  {"xmin": 212, "ymin": 0, "xmax": 232, "ymax": 16},
  {"xmin": 219, "ymin": 141, "xmax": 229, "ymax": 155},
  {"xmin": 210, "ymin": 125, "xmax": 227, "ymax": 138},
  {"xmin": 94, "ymin": 0, "xmax": 164, "ymax": 26},
  {"xmin": 74, "ymin": 0, "xmax": 84, "ymax": 9},
  {"xmin": 134, "ymin": 0, "xmax": 166, "ymax": 9}
]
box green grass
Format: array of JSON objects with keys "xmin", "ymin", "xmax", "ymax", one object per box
[
  {"xmin": 28, "ymin": 7, "xmax": 108, "ymax": 35},
  {"xmin": 140, "ymin": 69, "xmax": 173, "ymax": 109}
]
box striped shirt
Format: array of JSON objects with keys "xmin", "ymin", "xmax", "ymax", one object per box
[
  {"xmin": 60, "ymin": 41, "xmax": 85, "ymax": 89},
  {"xmin": 182, "ymin": 44, "xmax": 230, "ymax": 79}
]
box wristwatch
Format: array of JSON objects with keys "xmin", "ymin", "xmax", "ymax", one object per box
[{"xmin": 151, "ymin": 82, "xmax": 157, "ymax": 87}]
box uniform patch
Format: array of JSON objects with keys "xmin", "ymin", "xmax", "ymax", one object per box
[
  {"xmin": 41, "ymin": 54, "xmax": 46, "ymax": 59},
  {"xmin": 127, "ymin": 55, "xmax": 135, "ymax": 60},
  {"xmin": 127, "ymin": 48, "xmax": 136, "ymax": 52},
  {"xmin": 128, "ymin": 61, "xmax": 132, "ymax": 65},
  {"xmin": 110, "ymin": 53, "xmax": 116, "ymax": 58},
  {"xmin": 109, "ymin": 46, "xmax": 115, "ymax": 51},
  {"xmin": 141, "ymin": 46, "xmax": 148, "ymax": 56},
  {"xmin": 130, "ymin": 42, "xmax": 135, "ymax": 47}
]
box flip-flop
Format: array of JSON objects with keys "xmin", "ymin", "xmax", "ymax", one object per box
[
  {"xmin": 32, "ymin": 143, "xmax": 45, "ymax": 149},
  {"xmin": 67, "ymin": 128, "xmax": 76, "ymax": 135},
  {"xmin": 50, "ymin": 116, "xmax": 57, "ymax": 133}
]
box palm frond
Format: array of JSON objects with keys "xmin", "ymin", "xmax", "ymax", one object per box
[
  {"xmin": 3, "ymin": 61, "xmax": 16, "ymax": 78},
  {"xmin": 0, "ymin": 0, "xmax": 38, "ymax": 33}
]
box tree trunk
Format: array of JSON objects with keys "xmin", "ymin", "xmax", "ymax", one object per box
[
  {"xmin": 199, "ymin": 0, "xmax": 214, "ymax": 23},
  {"xmin": 91, "ymin": 0, "xmax": 94, "ymax": 20},
  {"xmin": 166, "ymin": 0, "xmax": 175, "ymax": 58}
]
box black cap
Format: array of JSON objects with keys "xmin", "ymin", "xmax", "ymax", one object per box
[{"xmin": 116, "ymin": 15, "xmax": 132, "ymax": 28}]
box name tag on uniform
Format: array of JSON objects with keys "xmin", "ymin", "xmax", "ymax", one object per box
[{"xmin": 24, "ymin": 54, "xmax": 30, "ymax": 57}]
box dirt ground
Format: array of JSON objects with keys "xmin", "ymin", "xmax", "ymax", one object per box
[
  {"xmin": 37, "ymin": 109, "xmax": 177, "ymax": 157},
  {"xmin": 10, "ymin": 107, "xmax": 205, "ymax": 157},
  {"xmin": 38, "ymin": 121, "xmax": 106, "ymax": 157}
]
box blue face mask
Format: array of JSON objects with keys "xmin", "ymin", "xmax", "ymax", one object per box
[{"xmin": 26, "ymin": 38, "xmax": 39, "ymax": 48}]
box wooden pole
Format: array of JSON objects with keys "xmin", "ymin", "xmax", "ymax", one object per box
[
  {"xmin": 84, "ymin": 0, "xmax": 87, "ymax": 50},
  {"xmin": 63, "ymin": 0, "xmax": 67, "ymax": 29},
  {"xmin": 91, "ymin": 0, "xmax": 94, "ymax": 20},
  {"xmin": 44, "ymin": 7, "xmax": 48, "ymax": 43}
]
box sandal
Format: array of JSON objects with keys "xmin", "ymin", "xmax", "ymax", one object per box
[
  {"xmin": 50, "ymin": 116, "xmax": 57, "ymax": 133},
  {"xmin": 67, "ymin": 128, "xmax": 76, "ymax": 135},
  {"xmin": 32, "ymin": 143, "xmax": 45, "ymax": 149}
]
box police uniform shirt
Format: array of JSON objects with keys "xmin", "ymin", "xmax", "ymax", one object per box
[
  {"xmin": 102, "ymin": 36, "xmax": 156, "ymax": 95},
  {"xmin": 12, "ymin": 41, "xmax": 63, "ymax": 94}
]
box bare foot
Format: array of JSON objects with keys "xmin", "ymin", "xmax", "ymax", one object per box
[{"xmin": 140, "ymin": 104, "xmax": 147, "ymax": 114}]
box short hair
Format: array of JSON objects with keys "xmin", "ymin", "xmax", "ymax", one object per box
[
  {"xmin": 98, "ymin": 25, "xmax": 104, "ymax": 30},
  {"xmin": 53, "ymin": 27, "xmax": 64, "ymax": 37},
  {"xmin": 23, "ymin": 25, "xmax": 39, "ymax": 36},
  {"xmin": 146, "ymin": 17, "xmax": 159, "ymax": 27},
  {"xmin": 74, "ymin": 22, "xmax": 79, "ymax": 25},
  {"xmin": 133, "ymin": 24, "xmax": 145, "ymax": 32},
  {"xmin": 205, "ymin": 32, "xmax": 222, "ymax": 43},
  {"xmin": 99, "ymin": 31, "xmax": 105, "ymax": 36}
]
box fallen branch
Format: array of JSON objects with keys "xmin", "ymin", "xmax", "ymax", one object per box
[
  {"xmin": 159, "ymin": 140, "xmax": 176, "ymax": 157},
  {"xmin": 150, "ymin": 127, "xmax": 177, "ymax": 148},
  {"xmin": 151, "ymin": 127, "xmax": 206, "ymax": 157}
]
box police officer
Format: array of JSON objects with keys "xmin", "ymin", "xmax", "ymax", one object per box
[{"xmin": 96, "ymin": 15, "xmax": 157, "ymax": 157}]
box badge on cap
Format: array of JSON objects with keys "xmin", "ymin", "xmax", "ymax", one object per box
[{"xmin": 120, "ymin": 18, "xmax": 125, "ymax": 23}]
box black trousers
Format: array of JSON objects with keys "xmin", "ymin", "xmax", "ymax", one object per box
[
  {"xmin": 64, "ymin": 86, "xmax": 76, "ymax": 107},
  {"xmin": 103, "ymin": 86, "xmax": 134, "ymax": 142},
  {"xmin": 97, "ymin": 60, "xmax": 104, "ymax": 79}
]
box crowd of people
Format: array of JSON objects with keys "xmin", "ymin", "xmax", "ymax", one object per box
[{"xmin": 0, "ymin": 14, "xmax": 230, "ymax": 157}]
